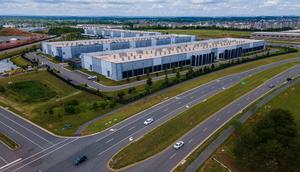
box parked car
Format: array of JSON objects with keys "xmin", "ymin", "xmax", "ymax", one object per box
[
  {"xmin": 144, "ymin": 117, "xmax": 154, "ymax": 125},
  {"xmin": 88, "ymin": 76, "xmax": 97, "ymax": 80},
  {"xmin": 73, "ymin": 155, "xmax": 87, "ymax": 165},
  {"xmin": 173, "ymin": 141, "xmax": 185, "ymax": 150}
]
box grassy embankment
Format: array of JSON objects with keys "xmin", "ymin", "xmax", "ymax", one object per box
[
  {"xmin": 109, "ymin": 60, "xmax": 300, "ymax": 169},
  {"xmin": 83, "ymin": 51, "xmax": 300, "ymax": 135},
  {"xmin": 198, "ymin": 79, "xmax": 300, "ymax": 172},
  {"xmin": 0, "ymin": 71, "xmax": 120, "ymax": 136}
]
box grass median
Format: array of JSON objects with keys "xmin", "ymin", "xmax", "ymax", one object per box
[
  {"xmin": 82, "ymin": 51, "xmax": 300, "ymax": 135},
  {"xmin": 109, "ymin": 61, "xmax": 300, "ymax": 169},
  {"xmin": 0, "ymin": 132, "xmax": 19, "ymax": 150}
]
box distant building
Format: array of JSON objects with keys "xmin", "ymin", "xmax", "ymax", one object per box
[
  {"xmin": 81, "ymin": 38, "xmax": 266, "ymax": 81},
  {"xmin": 83, "ymin": 28, "xmax": 162, "ymax": 38},
  {"xmin": 251, "ymin": 30, "xmax": 300, "ymax": 40},
  {"xmin": 42, "ymin": 34, "xmax": 196, "ymax": 61}
]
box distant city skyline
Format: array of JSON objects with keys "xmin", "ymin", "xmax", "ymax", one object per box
[{"xmin": 0, "ymin": 0, "xmax": 300, "ymax": 17}]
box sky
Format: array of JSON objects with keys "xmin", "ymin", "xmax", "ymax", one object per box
[{"xmin": 0, "ymin": 0, "xmax": 300, "ymax": 17}]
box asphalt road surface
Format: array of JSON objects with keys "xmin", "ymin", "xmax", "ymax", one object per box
[
  {"xmin": 185, "ymin": 77, "xmax": 300, "ymax": 172},
  {"xmin": 1, "ymin": 57, "xmax": 300, "ymax": 172},
  {"xmin": 124, "ymin": 64, "xmax": 300, "ymax": 172}
]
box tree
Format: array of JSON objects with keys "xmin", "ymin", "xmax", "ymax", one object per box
[
  {"xmin": 211, "ymin": 63, "xmax": 215, "ymax": 71},
  {"xmin": 233, "ymin": 109, "xmax": 300, "ymax": 172},
  {"xmin": 176, "ymin": 70, "xmax": 181, "ymax": 80},
  {"xmin": 128, "ymin": 87, "xmax": 136, "ymax": 94},
  {"xmin": 144, "ymin": 85, "xmax": 151, "ymax": 94},
  {"xmin": 117, "ymin": 91, "xmax": 126, "ymax": 100},
  {"xmin": 146, "ymin": 77, "xmax": 152, "ymax": 87},
  {"xmin": 163, "ymin": 74, "xmax": 169, "ymax": 87}
]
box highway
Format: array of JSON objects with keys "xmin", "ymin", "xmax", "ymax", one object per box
[
  {"xmin": 124, "ymin": 64, "xmax": 300, "ymax": 172},
  {"xmin": 1, "ymin": 57, "xmax": 300, "ymax": 172},
  {"xmin": 185, "ymin": 77, "xmax": 300, "ymax": 172}
]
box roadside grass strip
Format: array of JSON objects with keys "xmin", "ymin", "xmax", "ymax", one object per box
[
  {"xmin": 83, "ymin": 51, "xmax": 300, "ymax": 135},
  {"xmin": 109, "ymin": 61, "xmax": 300, "ymax": 169},
  {"xmin": 0, "ymin": 132, "xmax": 19, "ymax": 150}
]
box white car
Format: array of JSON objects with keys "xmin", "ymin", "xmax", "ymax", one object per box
[
  {"xmin": 88, "ymin": 76, "xmax": 97, "ymax": 80},
  {"xmin": 144, "ymin": 118, "xmax": 154, "ymax": 125},
  {"xmin": 173, "ymin": 141, "xmax": 185, "ymax": 150}
]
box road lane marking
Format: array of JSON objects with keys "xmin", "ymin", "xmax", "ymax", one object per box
[
  {"xmin": 0, "ymin": 158, "xmax": 21, "ymax": 170},
  {"xmin": 163, "ymin": 108, "xmax": 169, "ymax": 112},
  {"xmin": 11, "ymin": 139, "xmax": 78, "ymax": 172},
  {"xmin": 0, "ymin": 138, "xmax": 69, "ymax": 171},
  {"xmin": 0, "ymin": 113, "xmax": 54, "ymax": 145},
  {"xmin": 128, "ymin": 126, "xmax": 135, "ymax": 131},
  {"xmin": 0, "ymin": 121, "xmax": 44, "ymax": 150},
  {"xmin": 0, "ymin": 155, "xmax": 8, "ymax": 164},
  {"xmin": 169, "ymin": 153, "xmax": 176, "ymax": 160},
  {"xmin": 188, "ymin": 139, "xmax": 193, "ymax": 143},
  {"xmin": 105, "ymin": 138, "xmax": 114, "ymax": 144},
  {"xmin": 203, "ymin": 128, "xmax": 208, "ymax": 132}
]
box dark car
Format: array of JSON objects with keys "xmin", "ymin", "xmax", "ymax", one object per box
[
  {"xmin": 268, "ymin": 84, "xmax": 275, "ymax": 88},
  {"xmin": 73, "ymin": 155, "xmax": 87, "ymax": 165}
]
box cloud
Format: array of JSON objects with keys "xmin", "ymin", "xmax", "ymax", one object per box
[{"xmin": 0, "ymin": 0, "xmax": 299, "ymax": 16}]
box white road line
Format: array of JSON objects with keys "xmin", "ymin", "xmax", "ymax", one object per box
[
  {"xmin": 0, "ymin": 121, "xmax": 44, "ymax": 150},
  {"xmin": 0, "ymin": 113, "xmax": 54, "ymax": 145},
  {"xmin": 163, "ymin": 108, "xmax": 169, "ymax": 112},
  {"xmin": 0, "ymin": 155, "xmax": 8, "ymax": 164},
  {"xmin": 128, "ymin": 126, "xmax": 135, "ymax": 131},
  {"xmin": 0, "ymin": 158, "xmax": 21, "ymax": 170},
  {"xmin": 188, "ymin": 139, "xmax": 193, "ymax": 144},
  {"xmin": 169, "ymin": 153, "xmax": 176, "ymax": 160},
  {"xmin": 11, "ymin": 139, "xmax": 78, "ymax": 172},
  {"xmin": 105, "ymin": 138, "xmax": 114, "ymax": 144},
  {"xmin": 0, "ymin": 139, "xmax": 69, "ymax": 171}
]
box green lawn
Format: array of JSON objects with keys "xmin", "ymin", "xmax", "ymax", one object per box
[
  {"xmin": 83, "ymin": 51, "xmax": 300, "ymax": 135},
  {"xmin": 0, "ymin": 132, "xmax": 19, "ymax": 150},
  {"xmin": 0, "ymin": 71, "xmax": 120, "ymax": 136},
  {"xmin": 109, "ymin": 61, "xmax": 300, "ymax": 169},
  {"xmin": 7, "ymin": 80, "xmax": 57, "ymax": 102},
  {"xmin": 10, "ymin": 56, "xmax": 32, "ymax": 68},
  {"xmin": 198, "ymin": 159, "xmax": 228, "ymax": 172},
  {"xmin": 199, "ymin": 79, "xmax": 300, "ymax": 172},
  {"xmin": 148, "ymin": 29, "xmax": 251, "ymax": 39}
]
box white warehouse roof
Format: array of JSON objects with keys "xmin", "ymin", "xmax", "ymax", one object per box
[
  {"xmin": 44, "ymin": 34, "xmax": 195, "ymax": 48},
  {"xmin": 85, "ymin": 38, "xmax": 264, "ymax": 63}
]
